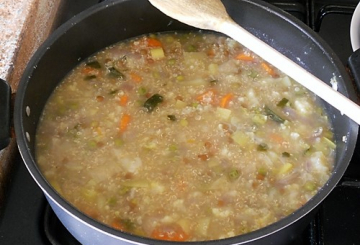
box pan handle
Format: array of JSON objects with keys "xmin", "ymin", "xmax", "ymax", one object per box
[
  {"xmin": 0, "ymin": 78, "xmax": 11, "ymax": 150},
  {"xmin": 348, "ymin": 49, "xmax": 360, "ymax": 94}
]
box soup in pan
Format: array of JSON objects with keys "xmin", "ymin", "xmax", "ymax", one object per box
[{"xmin": 36, "ymin": 32, "xmax": 335, "ymax": 241}]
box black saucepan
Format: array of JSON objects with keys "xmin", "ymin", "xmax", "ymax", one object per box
[{"xmin": 2, "ymin": 0, "xmax": 359, "ymax": 244}]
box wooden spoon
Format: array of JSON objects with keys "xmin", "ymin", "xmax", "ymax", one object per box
[{"xmin": 149, "ymin": 0, "xmax": 360, "ymax": 125}]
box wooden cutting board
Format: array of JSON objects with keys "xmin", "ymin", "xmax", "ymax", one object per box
[{"xmin": 0, "ymin": 0, "xmax": 62, "ymax": 209}]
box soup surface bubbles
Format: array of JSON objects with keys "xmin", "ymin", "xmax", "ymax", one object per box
[{"xmin": 36, "ymin": 31, "xmax": 335, "ymax": 241}]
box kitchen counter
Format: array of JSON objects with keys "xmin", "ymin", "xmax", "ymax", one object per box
[{"xmin": 0, "ymin": 0, "xmax": 62, "ymax": 210}]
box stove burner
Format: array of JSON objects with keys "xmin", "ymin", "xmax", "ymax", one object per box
[
  {"xmin": 44, "ymin": 205, "xmax": 80, "ymax": 245},
  {"xmin": 313, "ymin": 4, "xmax": 356, "ymax": 32}
]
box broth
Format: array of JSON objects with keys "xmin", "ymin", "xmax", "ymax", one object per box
[{"xmin": 36, "ymin": 31, "xmax": 334, "ymax": 241}]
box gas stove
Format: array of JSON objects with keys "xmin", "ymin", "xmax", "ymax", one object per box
[{"xmin": 0, "ymin": 0, "xmax": 359, "ymax": 244}]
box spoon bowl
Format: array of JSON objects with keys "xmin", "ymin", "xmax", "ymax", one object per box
[{"xmin": 149, "ymin": 0, "xmax": 360, "ymax": 124}]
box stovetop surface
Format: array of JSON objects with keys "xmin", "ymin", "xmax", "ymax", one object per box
[{"xmin": 1, "ymin": 0, "xmax": 360, "ymax": 244}]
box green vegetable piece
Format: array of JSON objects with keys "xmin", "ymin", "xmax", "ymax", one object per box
[
  {"xmin": 264, "ymin": 106, "xmax": 285, "ymax": 123},
  {"xmin": 167, "ymin": 115, "xmax": 177, "ymax": 121},
  {"xmin": 282, "ymin": 152, "xmax": 291, "ymax": 157},
  {"xmin": 277, "ymin": 98, "xmax": 289, "ymax": 108},
  {"xmin": 88, "ymin": 140, "xmax": 97, "ymax": 149},
  {"xmin": 257, "ymin": 143, "xmax": 269, "ymax": 151},
  {"xmin": 167, "ymin": 58, "xmax": 176, "ymax": 65},
  {"xmin": 257, "ymin": 167, "xmax": 267, "ymax": 177},
  {"xmin": 228, "ymin": 169, "xmax": 240, "ymax": 181},
  {"xmin": 210, "ymin": 79, "xmax": 218, "ymax": 85},
  {"xmin": 108, "ymin": 67, "xmax": 125, "ymax": 79},
  {"xmin": 143, "ymin": 94, "xmax": 164, "ymax": 112},
  {"xmin": 137, "ymin": 87, "xmax": 147, "ymax": 95},
  {"xmin": 114, "ymin": 138, "xmax": 124, "ymax": 147},
  {"xmin": 186, "ymin": 44, "xmax": 197, "ymax": 52},
  {"xmin": 86, "ymin": 60, "xmax": 101, "ymax": 69},
  {"xmin": 304, "ymin": 181, "xmax": 317, "ymax": 191},
  {"xmin": 109, "ymin": 89, "xmax": 119, "ymax": 95},
  {"xmin": 84, "ymin": 75, "xmax": 97, "ymax": 81},
  {"xmin": 120, "ymin": 218, "xmax": 135, "ymax": 231}
]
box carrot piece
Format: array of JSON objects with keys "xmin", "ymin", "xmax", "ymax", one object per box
[
  {"xmin": 119, "ymin": 94, "xmax": 129, "ymax": 106},
  {"xmin": 220, "ymin": 93, "xmax": 234, "ymax": 108},
  {"xmin": 130, "ymin": 72, "xmax": 142, "ymax": 83},
  {"xmin": 81, "ymin": 66, "xmax": 99, "ymax": 75},
  {"xmin": 235, "ymin": 53, "xmax": 254, "ymax": 61},
  {"xmin": 269, "ymin": 133, "xmax": 284, "ymax": 144},
  {"xmin": 111, "ymin": 220, "xmax": 125, "ymax": 231},
  {"xmin": 147, "ymin": 38, "xmax": 162, "ymax": 47},
  {"xmin": 207, "ymin": 48, "xmax": 216, "ymax": 57},
  {"xmin": 261, "ymin": 62, "xmax": 278, "ymax": 77},
  {"xmin": 119, "ymin": 113, "xmax": 131, "ymax": 133},
  {"xmin": 196, "ymin": 89, "xmax": 217, "ymax": 105},
  {"xmin": 151, "ymin": 224, "xmax": 189, "ymax": 241}
]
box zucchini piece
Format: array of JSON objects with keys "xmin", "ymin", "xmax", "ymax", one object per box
[
  {"xmin": 277, "ymin": 98, "xmax": 289, "ymax": 108},
  {"xmin": 86, "ymin": 60, "xmax": 101, "ymax": 69},
  {"xmin": 108, "ymin": 67, "xmax": 125, "ymax": 79},
  {"xmin": 143, "ymin": 94, "xmax": 164, "ymax": 112},
  {"xmin": 264, "ymin": 105, "xmax": 285, "ymax": 123}
]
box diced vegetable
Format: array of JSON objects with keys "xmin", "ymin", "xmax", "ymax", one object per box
[
  {"xmin": 208, "ymin": 63, "xmax": 219, "ymax": 75},
  {"xmin": 143, "ymin": 94, "xmax": 164, "ymax": 112},
  {"xmin": 119, "ymin": 113, "xmax": 131, "ymax": 133},
  {"xmin": 216, "ymin": 107, "xmax": 232, "ymax": 120},
  {"xmin": 108, "ymin": 67, "xmax": 125, "ymax": 79},
  {"xmin": 235, "ymin": 53, "xmax": 254, "ymax": 61},
  {"xmin": 277, "ymin": 98, "xmax": 289, "ymax": 108},
  {"xmin": 252, "ymin": 114, "xmax": 267, "ymax": 125},
  {"xmin": 257, "ymin": 143, "xmax": 269, "ymax": 151},
  {"xmin": 167, "ymin": 115, "xmax": 177, "ymax": 121},
  {"xmin": 264, "ymin": 106, "xmax": 285, "ymax": 123},
  {"xmin": 231, "ymin": 131, "xmax": 250, "ymax": 147},
  {"xmin": 130, "ymin": 72, "xmax": 142, "ymax": 83},
  {"xmin": 119, "ymin": 94, "xmax": 129, "ymax": 107},
  {"xmin": 151, "ymin": 224, "xmax": 189, "ymax": 241},
  {"xmin": 196, "ymin": 89, "xmax": 216, "ymax": 105},
  {"xmin": 261, "ymin": 62, "xmax": 277, "ymax": 77},
  {"xmin": 228, "ymin": 169, "xmax": 240, "ymax": 181},
  {"xmin": 277, "ymin": 163, "xmax": 293, "ymax": 175},
  {"xmin": 220, "ymin": 93, "xmax": 233, "ymax": 108},
  {"xmin": 147, "ymin": 37, "xmax": 162, "ymax": 47},
  {"xmin": 322, "ymin": 137, "xmax": 336, "ymax": 149},
  {"xmin": 86, "ymin": 60, "xmax": 101, "ymax": 69},
  {"xmin": 175, "ymin": 100, "xmax": 187, "ymax": 109},
  {"xmin": 150, "ymin": 48, "xmax": 165, "ymax": 60}
]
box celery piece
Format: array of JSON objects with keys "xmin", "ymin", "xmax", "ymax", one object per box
[
  {"xmin": 252, "ymin": 114, "xmax": 267, "ymax": 125},
  {"xmin": 264, "ymin": 105, "xmax": 285, "ymax": 123},
  {"xmin": 216, "ymin": 107, "xmax": 232, "ymax": 120},
  {"xmin": 231, "ymin": 131, "xmax": 249, "ymax": 147},
  {"xmin": 180, "ymin": 118, "xmax": 188, "ymax": 127},
  {"xmin": 304, "ymin": 181, "xmax": 317, "ymax": 191},
  {"xmin": 150, "ymin": 47, "xmax": 165, "ymax": 60},
  {"xmin": 228, "ymin": 169, "xmax": 240, "ymax": 181},
  {"xmin": 322, "ymin": 137, "xmax": 336, "ymax": 149},
  {"xmin": 175, "ymin": 100, "xmax": 187, "ymax": 109},
  {"xmin": 208, "ymin": 63, "xmax": 219, "ymax": 75},
  {"xmin": 277, "ymin": 163, "xmax": 293, "ymax": 175}
]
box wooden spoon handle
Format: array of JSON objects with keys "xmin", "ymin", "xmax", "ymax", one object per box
[{"xmin": 220, "ymin": 20, "xmax": 360, "ymax": 125}]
